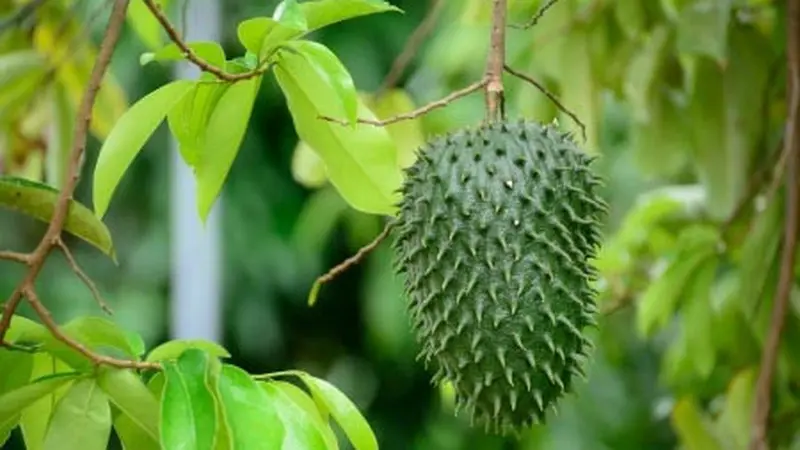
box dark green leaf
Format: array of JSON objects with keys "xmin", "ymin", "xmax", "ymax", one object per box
[
  {"xmin": 160, "ymin": 349, "xmax": 217, "ymax": 450},
  {"xmin": 296, "ymin": 374, "xmax": 377, "ymax": 450},
  {"xmin": 0, "ymin": 176, "xmax": 115, "ymax": 259},
  {"xmin": 195, "ymin": 76, "xmax": 261, "ymax": 221},
  {"xmin": 216, "ymin": 365, "xmax": 284, "ymax": 449},
  {"xmin": 274, "ymin": 44, "xmax": 402, "ymax": 216},
  {"xmin": 93, "ymin": 80, "xmax": 194, "ymax": 218},
  {"xmin": 96, "ymin": 368, "xmax": 159, "ymax": 442},
  {"xmin": 146, "ymin": 339, "xmax": 231, "ymax": 363},
  {"xmin": 42, "ymin": 379, "xmax": 112, "ymax": 450},
  {"xmin": 261, "ymin": 382, "xmax": 327, "ymax": 450}
]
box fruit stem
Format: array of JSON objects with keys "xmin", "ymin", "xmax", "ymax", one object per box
[{"xmin": 484, "ymin": 0, "xmax": 507, "ymax": 122}]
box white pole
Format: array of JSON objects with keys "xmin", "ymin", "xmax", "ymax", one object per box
[{"xmin": 169, "ymin": 0, "xmax": 223, "ymax": 342}]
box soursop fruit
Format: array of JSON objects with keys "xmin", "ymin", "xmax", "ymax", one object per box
[{"xmin": 392, "ymin": 119, "xmax": 607, "ymax": 435}]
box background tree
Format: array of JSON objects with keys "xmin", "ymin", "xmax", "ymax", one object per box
[{"xmin": 0, "ymin": 0, "xmax": 797, "ymax": 449}]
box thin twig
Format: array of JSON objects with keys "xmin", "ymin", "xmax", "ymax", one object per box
[
  {"xmin": 141, "ymin": 0, "xmax": 266, "ymax": 81},
  {"xmin": 308, "ymin": 221, "xmax": 394, "ymax": 306},
  {"xmin": 512, "ymin": 0, "xmax": 562, "ymax": 29},
  {"xmin": 0, "ymin": 251, "xmax": 31, "ymax": 265},
  {"xmin": 751, "ymin": 2, "xmax": 800, "ymax": 448},
  {"xmin": 377, "ymin": 0, "xmax": 446, "ymax": 97},
  {"xmin": 319, "ymin": 79, "xmax": 488, "ymax": 126},
  {"xmin": 55, "ymin": 239, "xmax": 112, "ymax": 315},
  {"xmin": 504, "ymin": 64, "xmax": 586, "ymax": 141},
  {"xmin": 484, "ymin": 0, "xmax": 507, "ymax": 121}
]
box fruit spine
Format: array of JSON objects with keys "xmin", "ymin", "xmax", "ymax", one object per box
[{"xmin": 392, "ymin": 119, "xmax": 607, "ymax": 435}]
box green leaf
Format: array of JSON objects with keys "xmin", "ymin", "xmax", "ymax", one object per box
[
  {"xmin": 20, "ymin": 355, "xmax": 74, "ymax": 450},
  {"xmin": 93, "ymin": 80, "xmax": 195, "ymax": 218},
  {"xmin": 0, "ymin": 372, "xmax": 79, "ymax": 438},
  {"xmin": 636, "ymin": 226, "xmax": 719, "ymax": 336},
  {"xmin": 0, "ymin": 176, "xmax": 115, "ymax": 259},
  {"xmin": 237, "ymin": 18, "xmax": 279, "ymax": 55},
  {"xmin": 273, "ymin": 0, "xmax": 309, "ymax": 31},
  {"xmin": 716, "ymin": 368, "xmax": 756, "ymax": 449},
  {"xmin": 260, "ymin": 382, "xmax": 327, "ymax": 450},
  {"xmin": 216, "ymin": 365, "xmax": 284, "ymax": 449},
  {"xmin": 275, "ymin": 44, "xmax": 402, "ymax": 216},
  {"xmin": 46, "ymin": 82, "xmax": 76, "ymax": 189},
  {"xmin": 676, "ymin": 0, "xmax": 732, "ymax": 64},
  {"xmin": 195, "ymin": 76, "xmax": 261, "ymax": 222},
  {"xmin": 556, "ymin": 28, "xmax": 600, "ymax": 153},
  {"xmin": 366, "ymin": 89, "xmax": 424, "ymax": 169},
  {"xmin": 291, "ymin": 140, "xmax": 328, "ymax": 188},
  {"xmin": 671, "ymin": 397, "xmax": 725, "ymax": 450},
  {"xmin": 141, "ymin": 41, "xmax": 226, "ymax": 69},
  {"xmin": 160, "ymin": 349, "xmax": 218, "ymax": 450},
  {"xmin": 96, "ymin": 368, "xmax": 160, "ymax": 442},
  {"xmin": 624, "ymin": 25, "xmax": 671, "ymax": 123},
  {"xmin": 167, "ymin": 81, "xmax": 231, "ymax": 167},
  {"xmin": 115, "ymin": 412, "xmax": 160, "ymax": 450},
  {"xmin": 0, "ymin": 350, "xmax": 34, "ymax": 395},
  {"xmin": 286, "ymin": 40, "xmax": 358, "ymax": 124},
  {"xmin": 126, "ymin": 0, "xmax": 169, "ymax": 51},
  {"xmin": 42, "ymin": 378, "xmax": 112, "ymax": 450},
  {"xmin": 300, "ymin": 0, "xmax": 402, "ymax": 31},
  {"xmin": 614, "ymin": 0, "xmax": 647, "ymax": 39},
  {"xmin": 269, "ymin": 381, "xmax": 338, "ymax": 449},
  {"xmin": 296, "ymin": 374, "xmax": 377, "ymax": 450},
  {"xmin": 146, "ymin": 339, "xmax": 231, "ymax": 363},
  {"xmin": 682, "ymin": 255, "xmax": 719, "ymax": 379}
]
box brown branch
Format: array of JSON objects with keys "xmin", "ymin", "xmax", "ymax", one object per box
[
  {"xmin": 0, "ymin": 0, "xmax": 156, "ymax": 372},
  {"xmin": 55, "ymin": 239, "xmax": 112, "ymax": 315},
  {"xmin": 484, "ymin": 0, "xmax": 507, "ymax": 122},
  {"xmin": 307, "ymin": 221, "xmax": 394, "ymax": 306},
  {"xmin": 751, "ymin": 1, "xmax": 800, "ymax": 448},
  {"xmin": 504, "ymin": 64, "xmax": 586, "ymax": 141},
  {"xmin": 0, "ymin": 251, "xmax": 30, "ymax": 265},
  {"xmin": 377, "ymin": 0, "xmax": 446, "ymax": 96},
  {"xmin": 142, "ymin": 0, "xmax": 266, "ymax": 81},
  {"xmin": 319, "ymin": 79, "xmax": 488, "ymax": 126},
  {"xmin": 512, "ymin": 0, "xmax": 562, "ymax": 29}
]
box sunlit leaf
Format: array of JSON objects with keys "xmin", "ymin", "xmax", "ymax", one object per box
[
  {"xmin": 300, "ymin": 0, "xmax": 403, "ymax": 31},
  {"xmin": 126, "ymin": 0, "xmax": 170, "ymax": 51},
  {"xmin": 93, "ymin": 80, "xmax": 194, "ymax": 219},
  {"xmin": 195, "ymin": 76, "xmax": 261, "ymax": 222},
  {"xmin": 296, "ymin": 374, "xmax": 377, "ymax": 450},
  {"xmin": 273, "ymin": 0, "xmax": 308, "ymax": 31},
  {"xmin": 260, "ymin": 382, "xmax": 327, "ymax": 450},
  {"xmin": 216, "ymin": 365, "xmax": 284, "ymax": 449},
  {"xmin": 0, "ymin": 176, "xmax": 115, "ymax": 258},
  {"xmin": 269, "ymin": 381, "xmax": 338, "ymax": 450},
  {"xmin": 141, "ymin": 41, "xmax": 226, "ymax": 69},
  {"xmin": 146, "ymin": 339, "xmax": 231, "ymax": 363},
  {"xmin": 291, "ymin": 140, "xmax": 328, "ymax": 188},
  {"xmin": 366, "ymin": 89, "xmax": 424, "ymax": 169},
  {"xmin": 671, "ymin": 397, "xmax": 725, "ymax": 450},
  {"xmin": 274, "ymin": 43, "xmax": 402, "ymax": 216},
  {"xmin": 42, "ymin": 379, "xmax": 112, "ymax": 450},
  {"xmin": 167, "ymin": 81, "xmax": 231, "ymax": 167},
  {"xmin": 0, "ymin": 371, "xmax": 79, "ymax": 444},
  {"xmin": 160, "ymin": 349, "xmax": 217, "ymax": 450},
  {"xmin": 96, "ymin": 368, "xmax": 160, "ymax": 442}
]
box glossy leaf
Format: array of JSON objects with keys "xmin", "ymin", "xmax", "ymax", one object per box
[
  {"xmin": 167, "ymin": 81, "xmax": 231, "ymax": 167},
  {"xmin": 273, "ymin": 0, "xmax": 308, "ymax": 31},
  {"xmin": 237, "ymin": 18, "xmax": 279, "ymax": 55},
  {"xmin": 300, "ymin": 0, "xmax": 402, "ymax": 31},
  {"xmin": 96, "ymin": 368, "xmax": 160, "ymax": 442},
  {"xmin": 261, "ymin": 382, "xmax": 327, "ymax": 450},
  {"xmin": 195, "ymin": 76, "xmax": 261, "ymax": 221},
  {"xmin": 42, "ymin": 379, "xmax": 112, "ymax": 450},
  {"xmin": 0, "ymin": 372, "xmax": 79, "ymax": 438},
  {"xmin": 141, "ymin": 41, "xmax": 226, "ymax": 69},
  {"xmin": 270, "ymin": 381, "xmax": 338, "ymax": 450},
  {"xmin": 274, "ymin": 44, "xmax": 402, "ymax": 216},
  {"xmin": 0, "ymin": 176, "xmax": 115, "ymax": 259},
  {"xmin": 146, "ymin": 339, "xmax": 231, "ymax": 363},
  {"xmin": 160, "ymin": 349, "xmax": 217, "ymax": 450},
  {"xmin": 93, "ymin": 80, "xmax": 195, "ymax": 218},
  {"xmin": 297, "ymin": 374, "xmax": 377, "ymax": 450},
  {"xmin": 216, "ymin": 364, "xmax": 284, "ymax": 449}
]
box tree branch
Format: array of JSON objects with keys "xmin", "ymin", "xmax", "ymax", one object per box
[
  {"xmin": 56, "ymin": 238, "xmax": 112, "ymax": 315},
  {"xmin": 751, "ymin": 1, "xmax": 800, "ymax": 447},
  {"xmin": 512, "ymin": 0, "xmax": 562, "ymax": 29},
  {"xmin": 484, "ymin": 0, "xmax": 507, "ymax": 121}
]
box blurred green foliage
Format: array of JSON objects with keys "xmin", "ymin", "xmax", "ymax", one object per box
[{"xmin": 1, "ymin": 0, "xmax": 798, "ymax": 448}]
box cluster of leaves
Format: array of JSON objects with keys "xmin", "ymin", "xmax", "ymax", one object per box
[
  {"xmin": 0, "ymin": 315, "xmax": 376, "ymax": 450},
  {"xmin": 415, "ymin": 0, "xmax": 795, "ymax": 447}
]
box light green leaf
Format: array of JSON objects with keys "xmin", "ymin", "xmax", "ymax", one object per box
[
  {"xmin": 300, "ymin": 0, "xmax": 402, "ymax": 31},
  {"xmin": 291, "ymin": 140, "xmax": 328, "ymax": 188},
  {"xmin": 167, "ymin": 82, "xmax": 231, "ymax": 167},
  {"xmin": 147, "ymin": 339, "xmax": 231, "ymax": 363},
  {"xmin": 126, "ymin": 0, "xmax": 170, "ymax": 51},
  {"xmin": 630, "ymin": 86, "xmax": 692, "ymax": 179},
  {"xmin": 614, "ymin": 0, "xmax": 647, "ymax": 39},
  {"xmin": 20, "ymin": 354, "xmax": 74, "ymax": 450},
  {"xmin": 273, "ymin": 0, "xmax": 308, "ymax": 31},
  {"xmin": 716, "ymin": 368, "xmax": 757, "ymax": 449},
  {"xmin": 237, "ymin": 18, "xmax": 280, "ymax": 56},
  {"xmin": 0, "ymin": 176, "xmax": 115, "ymax": 259},
  {"xmin": 93, "ymin": 80, "xmax": 195, "ymax": 218},
  {"xmin": 216, "ymin": 364, "xmax": 284, "ymax": 449},
  {"xmin": 0, "ymin": 372, "xmax": 79, "ymax": 440},
  {"xmin": 115, "ymin": 412, "xmax": 160, "ymax": 450},
  {"xmin": 275, "ymin": 46, "xmax": 402, "ymax": 216},
  {"xmin": 46, "ymin": 82, "xmax": 75, "ymax": 189},
  {"xmin": 366, "ymin": 89, "xmax": 424, "ymax": 169},
  {"xmin": 624, "ymin": 25, "xmax": 671, "ymax": 122},
  {"xmin": 160, "ymin": 349, "xmax": 217, "ymax": 450},
  {"xmin": 296, "ymin": 374, "xmax": 377, "ymax": 450},
  {"xmin": 96, "ymin": 368, "xmax": 160, "ymax": 442},
  {"xmin": 557, "ymin": 28, "xmax": 599, "ymax": 153},
  {"xmin": 42, "ymin": 379, "xmax": 112, "ymax": 450},
  {"xmin": 682, "ymin": 255, "xmax": 719, "ymax": 379},
  {"xmin": 676, "ymin": 0, "xmax": 732, "ymax": 64},
  {"xmin": 269, "ymin": 381, "xmax": 338, "ymax": 450},
  {"xmin": 0, "ymin": 350, "xmax": 34, "ymax": 396},
  {"xmin": 285, "ymin": 40, "xmax": 358, "ymax": 124},
  {"xmin": 141, "ymin": 41, "xmax": 226, "ymax": 69},
  {"xmin": 261, "ymin": 382, "xmax": 327, "ymax": 450},
  {"xmin": 671, "ymin": 398, "xmax": 725, "ymax": 450},
  {"xmin": 195, "ymin": 76, "xmax": 261, "ymax": 222}
]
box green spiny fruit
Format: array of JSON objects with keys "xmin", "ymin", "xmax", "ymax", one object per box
[{"xmin": 391, "ymin": 119, "xmax": 607, "ymax": 436}]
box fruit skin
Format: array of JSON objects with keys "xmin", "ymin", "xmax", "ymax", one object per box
[{"xmin": 391, "ymin": 119, "xmax": 607, "ymax": 435}]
